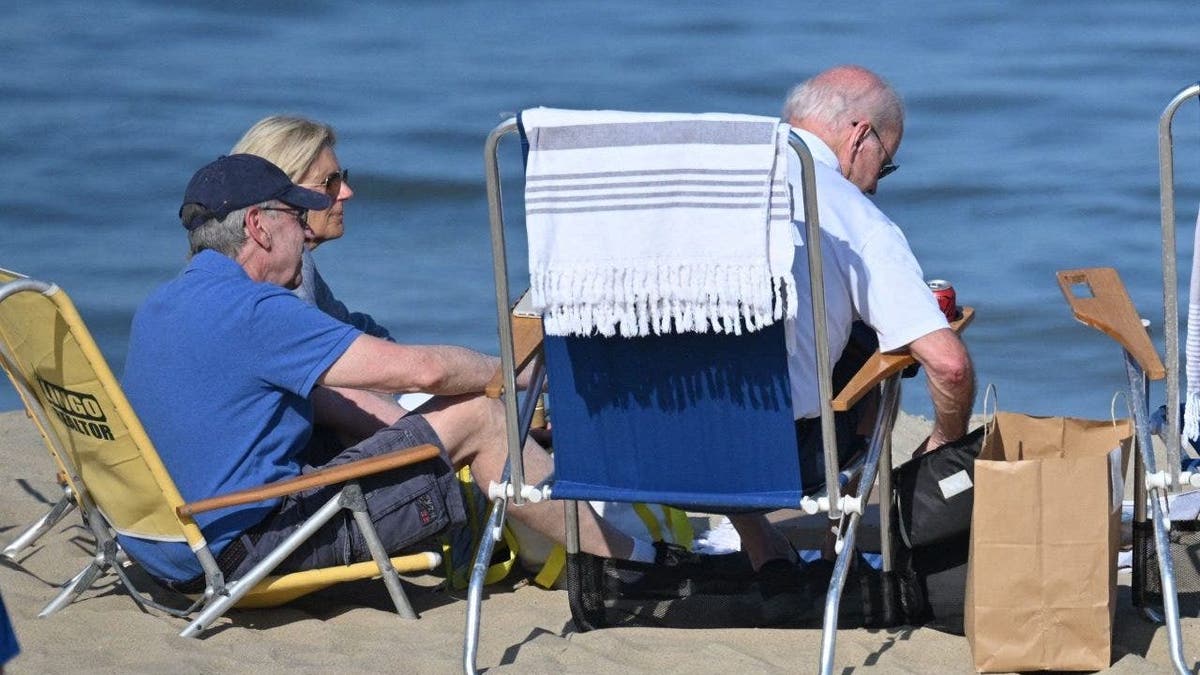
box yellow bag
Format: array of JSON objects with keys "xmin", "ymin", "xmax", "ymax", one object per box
[
  {"xmin": 510, "ymin": 501, "xmax": 695, "ymax": 589},
  {"xmin": 439, "ymin": 467, "xmax": 520, "ymax": 590}
]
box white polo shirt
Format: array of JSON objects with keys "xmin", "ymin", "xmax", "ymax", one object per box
[{"xmin": 786, "ymin": 129, "xmax": 948, "ymax": 419}]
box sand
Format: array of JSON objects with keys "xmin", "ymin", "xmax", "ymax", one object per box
[{"xmin": 0, "ymin": 408, "xmax": 1194, "ymax": 673}]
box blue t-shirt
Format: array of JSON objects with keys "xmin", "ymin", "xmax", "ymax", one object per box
[
  {"xmin": 0, "ymin": 591, "xmax": 18, "ymax": 666},
  {"xmin": 119, "ymin": 250, "xmax": 360, "ymax": 581}
]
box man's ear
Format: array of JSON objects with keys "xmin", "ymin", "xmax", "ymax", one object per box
[
  {"xmin": 850, "ymin": 121, "xmax": 871, "ymax": 149},
  {"xmin": 243, "ymin": 207, "xmax": 271, "ymax": 250}
]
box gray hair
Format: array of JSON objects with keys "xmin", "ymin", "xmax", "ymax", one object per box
[
  {"xmin": 188, "ymin": 205, "xmax": 252, "ymax": 257},
  {"xmin": 231, "ymin": 115, "xmax": 336, "ymax": 182},
  {"xmin": 781, "ymin": 66, "xmax": 904, "ymax": 136}
]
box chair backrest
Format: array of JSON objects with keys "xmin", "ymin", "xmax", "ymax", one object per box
[
  {"xmin": 0, "ymin": 271, "xmax": 202, "ymax": 546},
  {"xmin": 544, "ymin": 323, "xmax": 802, "ymax": 510},
  {"xmin": 0, "ymin": 268, "xmax": 79, "ymax": 488},
  {"xmin": 511, "ymin": 109, "xmax": 808, "ymax": 512}
]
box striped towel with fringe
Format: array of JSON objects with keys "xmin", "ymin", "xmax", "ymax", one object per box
[
  {"xmin": 521, "ymin": 107, "xmax": 795, "ymax": 337},
  {"xmin": 1183, "ymin": 205, "xmax": 1200, "ymax": 442}
]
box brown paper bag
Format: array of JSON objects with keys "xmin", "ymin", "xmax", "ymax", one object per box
[{"xmin": 964, "ymin": 411, "xmax": 1132, "ymax": 672}]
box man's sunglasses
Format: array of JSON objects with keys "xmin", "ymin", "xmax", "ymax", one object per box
[
  {"xmin": 305, "ymin": 169, "xmax": 348, "ymax": 199},
  {"xmin": 260, "ymin": 206, "xmax": 309, "ymax": 227},
  {"xmin": 852, "ymin": 122, "xmax": 899, "ymax": 180}
]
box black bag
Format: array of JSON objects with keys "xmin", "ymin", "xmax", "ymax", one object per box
[
  {"xmin": 892, "ymin": 470, "xmax": 974, "ymax": 634},
  {"xmin": 565, "ymin": 549, "xmax": 904, "ymax": 631},
  {"xmin": 892, "ymin": 529, "xmax": 969, "ymax": 634},
  {"xmin": 893, "ymin": 426, "xmax": 984, "ymax": 548}
]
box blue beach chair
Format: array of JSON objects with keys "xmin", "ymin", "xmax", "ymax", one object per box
[{"xmin": 464, "ymin": 110, "xmax": 908, "ymax": 675}]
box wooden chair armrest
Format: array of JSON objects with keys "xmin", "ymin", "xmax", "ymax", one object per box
[
  {"xmin": 1056, "ymin": 267, "xmax": 1165, "ymax": 380},
  {"xmin": 177, "ymin": 443, "xmax": 441, "ymax": 518},
  {"xmin": 832, "ymin": 306, "xmax": 975, "ymax": 412},
  {"xmin": 485, "ymin": 314, "xmax": 544, "ymax": 398}
]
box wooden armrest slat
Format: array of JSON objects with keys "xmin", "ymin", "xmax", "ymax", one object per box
[
  {"xmin": 832, "ymin": 306, "xmax": 975, "ymax": 412},
  {"xmin": 177, "ymin": 443, "xmax": 441, "ymax": 518},
  {"xmin": 486, "ymin": 315, "xmax": 544, "ymax": 398},
  {"xmin": 1056, "ymin": 268, "xmax": 1165, "ymax": 380}
]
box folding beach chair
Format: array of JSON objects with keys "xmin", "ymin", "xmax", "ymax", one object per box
[
  {"xmin": 1055, "ymin": 80, "xmax": 1200, "ymax": 675},
  {"xmin": 462, "ymin": 110, "xmax": 941, "ymax": 674},
  {"xmin": 1043, "ymin": 82, "xmax": 1200, "ymax": 675},
  {"xmin": 0, "ymin": 270, "xmax": 443, "ymax": 637},
  {"xmin": 0, "ymin": 268, "xmax": 81, "ymax": 563},
  {"xmin": 1057, "ymin": 267, "xmax": 1191, "ymax": 673}
]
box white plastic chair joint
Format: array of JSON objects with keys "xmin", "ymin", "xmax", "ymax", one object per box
[
  {"xmin": 485, "ymin": 481, "xmax": 550, "ymax": 503},
  {"xmin": 1145, "ymin": 471, "xmax": 1172, "ymax": 491},
  {"xmin": 838, "ymin": 495, "xmax": 863, "ymax": 516},
  {"xmin": 800, "ymin": 495, "xmax": 829, "ymax": 515},
  {"xmin": 519, "ymin": 485, "xmax": 549, "ymax": 503},
  {"xmin": 1180, "ymin": 471, "xmax": 1200, "ymax": 489},
  {"xmin": 486, "ymin": 481, "xmax": 510, "ymax": 501}
]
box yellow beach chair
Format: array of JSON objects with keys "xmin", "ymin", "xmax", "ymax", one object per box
[
  {"xmin": 0, "ymin": 268, "xmax": 442, "ymax": 637},
  {"xmin": 0, "ymin": 268, "xmax": 81, "ymax": 564}
]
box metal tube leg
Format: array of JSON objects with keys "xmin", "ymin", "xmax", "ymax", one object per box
[
  {"xmin": 180, "ymin": 490, "xmax": 347, "ymax": 638},
  {"xmin": 343, "ymin": 484, "xmax": 417, "ymax": 620},
  {"xmin": 819, "ymin": 512, "xmax": 860, "ymax": 675},
  {"xmin": 1125, "ymin": 355, "xmax": 1190, "ymax": 674},
  {"xmin": 1147, "ymin": 494, "xmax": 1189, "ymax": 674},
  {"xmin": 39, "ymin": 536, "xmax": 116, "ymax": 617},
  {"xmin": 39, "ymin": 560, "xmax": 106, "ymax": 618},
  {"xmin": 2, "ymin": 486, "xmax": 76, "ymax": 561},
  {"xmin": 818, "ymin": 376, "xmax": 900, "ymax": 675},
  {"xmin": 463, "ymin": 498, "xmax": 506, "ymax": 675},
  {"xmin": 878, "ymin": 383, "xmax": 899, "ymax": 574}
]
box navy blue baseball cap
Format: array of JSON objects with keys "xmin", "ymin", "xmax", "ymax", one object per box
[{"xmin": 179, "ymin": 153, "xmax": 333, "ymax": 230}]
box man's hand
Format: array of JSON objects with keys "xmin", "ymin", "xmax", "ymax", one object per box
[{"xmin": 908, "ymin": 328, "xmax": 975, "ymax": 454}]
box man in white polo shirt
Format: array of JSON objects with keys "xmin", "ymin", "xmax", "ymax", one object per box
[
  {"xmin": 782, "ymin": 64, "xmax": 975, "ymax": 470},
  {"xmin": 730, "ymin": 65, "xmax": 976, "ymax": 579}
]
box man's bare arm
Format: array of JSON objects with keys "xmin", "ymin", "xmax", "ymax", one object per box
[
  {"xmin": 318, "ymin": 335, "xmax": 500, "ymax": 396},
  {"xmin": 908, "ymin": 327, "xmax": 975, "ymax": 453}
]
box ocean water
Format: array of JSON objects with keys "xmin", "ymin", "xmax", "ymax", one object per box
[{"xmin": 1, "ymin": 1, "xmax": 1198, "ymax": 423}]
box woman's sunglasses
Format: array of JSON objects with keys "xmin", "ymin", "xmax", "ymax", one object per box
[{"xmin": 305, "ymin": 169, "xmax": 348, "ymax": 199}]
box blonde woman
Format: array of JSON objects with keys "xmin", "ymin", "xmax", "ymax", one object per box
[
  {"xmin": 233, "ymin": 115, "xmax": 400, "ymax": 437},
  {"xmin": 232, "ymin": 115, "xmax": 391, "ymax": 339}
]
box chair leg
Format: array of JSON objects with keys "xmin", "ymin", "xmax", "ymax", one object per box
[
  {"xmin": 2, "ymin": 485, "xmax": 76, "ymax": 561},
  {"xmin": 818, "ymin": 375, "xmax": 900, "ymax": 675},
  {"xmin": 1145, "ymin": 490, "xmax": 1190, "ymax": 674},
  {"xmin": 1123, "ymin": 358, "xmax": 1190, "ymax": 674},
  {"xmin": 38, "ymin": 535, "xmax": 116, "ymax": 618},
  {"xmin": 343, "ymin": 484, "xmax": 417, "ymax": 620},
  {"xmin": 464, "ymin": 495, "xmax": 507, "ymax": 675},
  {"xmin": 818, "ymin": 510, "xmax": 861, "ymax": 674},
  {"xmin": 180, "ymin": 490, "xmax": 349, "ymax": 638}
]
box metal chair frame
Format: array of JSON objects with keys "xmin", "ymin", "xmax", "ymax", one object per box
[
  {"xmin": 0, "ymin": 275, "xmax": 442, "ymax": 637},
  {"xmin": 1149, "ymin": 80, "xmax": 1200, "ymax": 674},
  {"xmin": 463, "ymin": 116, "xmax": 904, "ymax": 674}
]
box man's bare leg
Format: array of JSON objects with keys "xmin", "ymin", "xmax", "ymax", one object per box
[
  {"xmin": 418, "ymin": 394, "xmax": 637, "ymax": 560},
  {"xmin": 727, "ymin": 513, "xmax": 796, "ymax": 571}
]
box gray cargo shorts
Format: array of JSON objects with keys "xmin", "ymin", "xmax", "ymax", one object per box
[{"xmin": 231, "ymin": 413, "xmax": 467, "ymax": 576}]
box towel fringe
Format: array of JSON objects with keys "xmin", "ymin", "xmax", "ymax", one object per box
[
  {"xmin": 1185, "ymin": 393, "xmax": 1200, "ymax": 446},
  {"xmin": 533, "ymin": 264, "xmax": 788, "ymax": 337},
  {"xmin": 1186, "ymin": 205, "xmax": 1200, "ymax": 446}
]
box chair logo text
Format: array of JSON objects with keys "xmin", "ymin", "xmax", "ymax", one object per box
[{"xmin": 38, "ymin": 378, "xmax": 115, "ymax": 441}]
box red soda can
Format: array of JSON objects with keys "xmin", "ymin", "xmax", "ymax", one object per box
[{"xmin": 927, "ymin": 279, "xmax": 958, "ymax": 322}]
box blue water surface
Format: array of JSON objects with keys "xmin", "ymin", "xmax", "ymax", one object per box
[{"xmin": 1, "ymin": 1, "xmax": 1198, "ymax": 424}]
